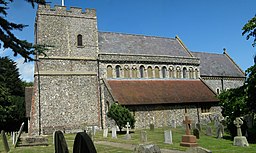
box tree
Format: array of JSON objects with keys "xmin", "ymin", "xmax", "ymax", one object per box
[
  {"xmin": 245, "ymin": 56, "xmax": 256, "ymax": 113},
  {"xmin": 242, "ymin": 15, "xmax": 256, "ymax": 47},
  {"xmin": 0, "ymin": 0, "xmax": 47, "ymax": 62},
  {"xmin": 107, "ymin": 103, "xmax": 135, "ymax": 131},
  {"xmin": 218, "ymin": 86, "xmax": 248, "ymax": 137},
  {"xmin": 0, "ymin": 57, "xmax": 26, "ymax": 131}
]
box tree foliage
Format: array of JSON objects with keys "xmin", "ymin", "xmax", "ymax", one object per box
[
  {"xmin": 0, "ymin": 57, "xmax": 26, "ymax": 131},
  {"xmin": 107, "ymin": 103, "xmax": 135, "ymax": 131},
  {"xmin": 0, "ymin": 0, "xmax": 47, "ymax": 62},
  {"xmin": 242, "ymin": 15, "xmax": 256, "ymax": 47}
]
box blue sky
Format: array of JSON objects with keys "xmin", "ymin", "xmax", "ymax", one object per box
[{"xmin": 1, "ymin": 0, "xmax": 255, "ymax": 82}]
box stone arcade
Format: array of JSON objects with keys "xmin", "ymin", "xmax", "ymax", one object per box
[{"xmin": 26, "ymin": 5, "xmax": 245, "ymax": 135}]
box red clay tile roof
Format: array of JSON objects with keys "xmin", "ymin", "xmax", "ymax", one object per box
[{"xmin": 107, "ymin": 79, "xmax": 219, "ymax": 105}]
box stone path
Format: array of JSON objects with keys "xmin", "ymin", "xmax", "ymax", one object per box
[{"xmin": 95, "ymin": 141, "xmax": 186, "ymax": 153}]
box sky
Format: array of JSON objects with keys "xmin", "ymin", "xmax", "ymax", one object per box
[{"xmin": 0, "ymin": 0, "xmax": 255, "ymax": 82}]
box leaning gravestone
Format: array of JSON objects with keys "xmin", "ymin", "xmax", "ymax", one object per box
[
  {"xmin": 134, "ymin": 144, "xmax": 161, "ymax": 153},
  {"xmin": 205, "ymin": 126, "xmax": 212, "ymax": 136},
  {"xmin": 216, "ymin": 123, "xmax": 224, "ymax": 139},
  {"xmin": 140, "ymin": 131, "xmax": 147, "ymax": 143},
  {"xmin": 233, "ymin": 117, "xmax": 249, "ymax": 147},
  {"xmin": 1, "ymin": 130, "xmax": 10, "ymax": 153},
  {"xmin": 73, "ymin": 132, "xmax": 97, "ymax": 153},
  {"xmin": 54, "ymin": 130, "xmax": 69, "ymax": 153},
  {"xmin": 164, "ymin": 130, "xmax": 173, "ymax": 144},
  {"xmin": 14, "ymin": 122, "xmax": 24, "ymax": 148}
]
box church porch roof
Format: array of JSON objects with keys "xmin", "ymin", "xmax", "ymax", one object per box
[{"xmin": 106, "ymin": 79, "xmax": 219, "ymax": 105}]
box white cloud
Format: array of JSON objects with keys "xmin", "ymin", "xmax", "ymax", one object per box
[{"xmin": 15, "ymin": 58, "xmax": 34, "ymax": 82}]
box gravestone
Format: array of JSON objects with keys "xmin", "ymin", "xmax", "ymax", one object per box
[
  {"xmin": 164, "ymin": 130, "xmax": 173, "ymax": 144},
  {"xmin": 180, "ymin": 109, "xmax": 198, "ymax": 147},
  {"xmin": 111, "ymin": 127, "xmax": 117, "ymax": 138},
  {"xmin": 124, "ymin": 122, "xmax": 131, "ymax": 140},
  {"xmin": 150, "ymin": 117, "xmax": 155, "ymax": 131},
  {"xmin": 196, "ymin": 123, "xmax": 201, "ymax": 131},
  {"xmin": 216, "ymin": 123, "xmax": 224, "ymax": 139},
  {"xmin": 54, "ymin": 130, "xmax": 69, "ymax": 153},
  {"xmin": 103, "ymin": 128, "xmax": 108, "ymax": 138},
  {"xmin": 87, "ymin": 129, "xmax": 93, "ymax": 141},
  {"xmin": 205, "ymin": 126, "xmax": 212, "ymax": 136},
  {"xmin": 140, "ymin": 131, "xmax": 147, "ymax": 143},
  {"xmin": 14, "ymin": 122, "xmax": 25, "ymax": 148},
  {"xmin": 73, "ymin": 132, "xmax": 97, "ymax": 153},
  {"xmin": 12, "ymin": 132, "xmax": 16, "ymax": 145},
  {"xmin": 193, "ymin": 128, "xmax": 200, "ymax": 139},
  {"xmin": 171, "ymin": 119, "xmax": 176, "ymax": 128},
  {"xmin": 1, "ymin": 130, "xmax": 10, "ymax": 153},
  {"xmin": 233, "ymin": 117, "xmax": 249, "ymax": 147},
  {"xmin": 134, "ymin": 144, "xmax": 161, "ymax": 153}
]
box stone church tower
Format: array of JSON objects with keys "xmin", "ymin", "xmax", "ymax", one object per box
[{"xmin": 30, "ymin": 5, "xmax": 100, "ymax": 134}]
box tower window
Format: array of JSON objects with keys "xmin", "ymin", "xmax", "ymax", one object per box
[{"xmin": 77, "ymin": 34, "xmax": 83, "ymax": 46}]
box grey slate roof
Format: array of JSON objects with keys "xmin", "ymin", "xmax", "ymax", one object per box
[
  {"xmin": 192, "ymin": 52, "xmax": 245, "ymax": 77},
  {"xmin": 98, "ymin": 32, "xmax": 192, "ymax": 57}
]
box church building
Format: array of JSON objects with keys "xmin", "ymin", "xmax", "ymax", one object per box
[{"xmin": 27, "ymin": 5, "xmax": 245, "ymax": 134}]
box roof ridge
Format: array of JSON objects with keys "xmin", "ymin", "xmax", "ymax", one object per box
[
  {"xmin": 98, "ymin": 31, "xmax": 176, "ymax": 40},
  {"xmin": 175, "ymin": 35, "xmax": 193, "ymax": 57}
]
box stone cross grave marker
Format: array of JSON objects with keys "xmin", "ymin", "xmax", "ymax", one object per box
[
  {"xmin": 1, "ymin": 130, "xmax": 10, "ymax": 152},
  {"xmin": 125, "ymin": 122, "xmax": 130, "ymax": 134},
  {"xmin": 233, "ymin": 117, "xmax": 249, "ymax": 147},
  {"xmin": 111, "ymin": 127, "xmax": 117, "ymax": 138},
  {"xmin": 124, "ymin": 122, "xmax": 131, "ymax": 139},
  {"xmin": 164, "ymin": 130, "xmax": 173, "ymax": 144},
  {"xmin": 140, "ymin": 131, "xmax": 147, "ymax": 143},
  {"xmin": 103, "ymin": 128, "xmax": 108, "ymax": 138},
  {"xmin": 233, "ymin": 117, "xmax": 243, "ymax": 136},
  {"xmin": 14, "ymin": 122, "xmax": 24, "ymax": 148},
  {"xmin": 183, "ymin": 114, "xmax": 192, "ymax": 135}
]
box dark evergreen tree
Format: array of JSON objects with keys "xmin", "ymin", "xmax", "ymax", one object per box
[
  {"xmin": 0, "ymin": 57, "xmax": 26, "ymax": 131},
  {"xmin": 107, "ymin": 103, "xmax": 135, "ymax": 131},
  {"xmin": 0, "ymin": 0, "xmax": 47, "ymax": 62}
]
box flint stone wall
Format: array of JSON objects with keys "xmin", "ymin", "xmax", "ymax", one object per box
[{"xmin": 202, "ymin": 77, "xmax": 244, "ymax": 92}]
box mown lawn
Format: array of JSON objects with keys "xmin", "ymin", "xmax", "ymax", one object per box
[{"xmin": 1, "ymin": 126, "xmax": 256, "ymax": 153}]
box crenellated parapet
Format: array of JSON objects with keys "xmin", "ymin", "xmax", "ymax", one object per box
[{"xmin": 37, "ymin": 4, "xmax": 96, "ymax": 18}]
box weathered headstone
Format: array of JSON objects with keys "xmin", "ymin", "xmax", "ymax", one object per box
[
  {"xmin": 134, "ymin": 144, "xmax": 161, "ymax": 153},
  {"xmin": 216, "ymin": 123, "xmax": 224, "ymax": 139},
  {"xmin": 164, "ymin": 130, "xmax": 173, "ymax": 144},
  {"xmin": 103, "ymin": 128, "xmax": 108, "ymax": 138},
  {"xmin": 193, "ymin": 128, "xmax": 200, "ymax": 139},
  {"xmin": 73, "ymin": 132, "xmax": 97, "ymax": 153},
  {"xmin": 171, "ymin": 119, "xmax": 176, "ymax": 128},
  {"xmin": 150, "ymin": 117, "xmax": 155, "ymax": 131},
  {"xmin": 87, "ymin": 129, "xmax": 93, "ymax": 141},
  {"xmin": 1, "ymin": 130, "xmax": 10, "ymax": 153},
  {"xmin": 196, "ymin": 123, "xmax": 201, "ymax": 131},
  {"xmin": 111, "ymin": 127, "xmax": 117, "ymax": 138},
  {"xmin": 54, "ymin": 130, "xmax": 69, "ymax": 153},
  {"xmin": 124, "ymin": 122, "xmax": 131, "ymax": 140},
  {"xmin": 205, "ymin": 126, "xmax": 212, "ymax": 136},
  {"xmin": 140, "ymin": 131, "xmax": 147, "ymax": 143},
  {"xmin": 14, "ymin": 122, "xmax": 24, "ymax": 148},
  {"xmin": 233, "ymin": 117, "xmax": 249, "ymax": 147}
]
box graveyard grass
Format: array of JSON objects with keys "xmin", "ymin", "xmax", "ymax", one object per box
[{"xmin": 1, "ymin": 126, "xmax": 256, "ymax": 153}]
